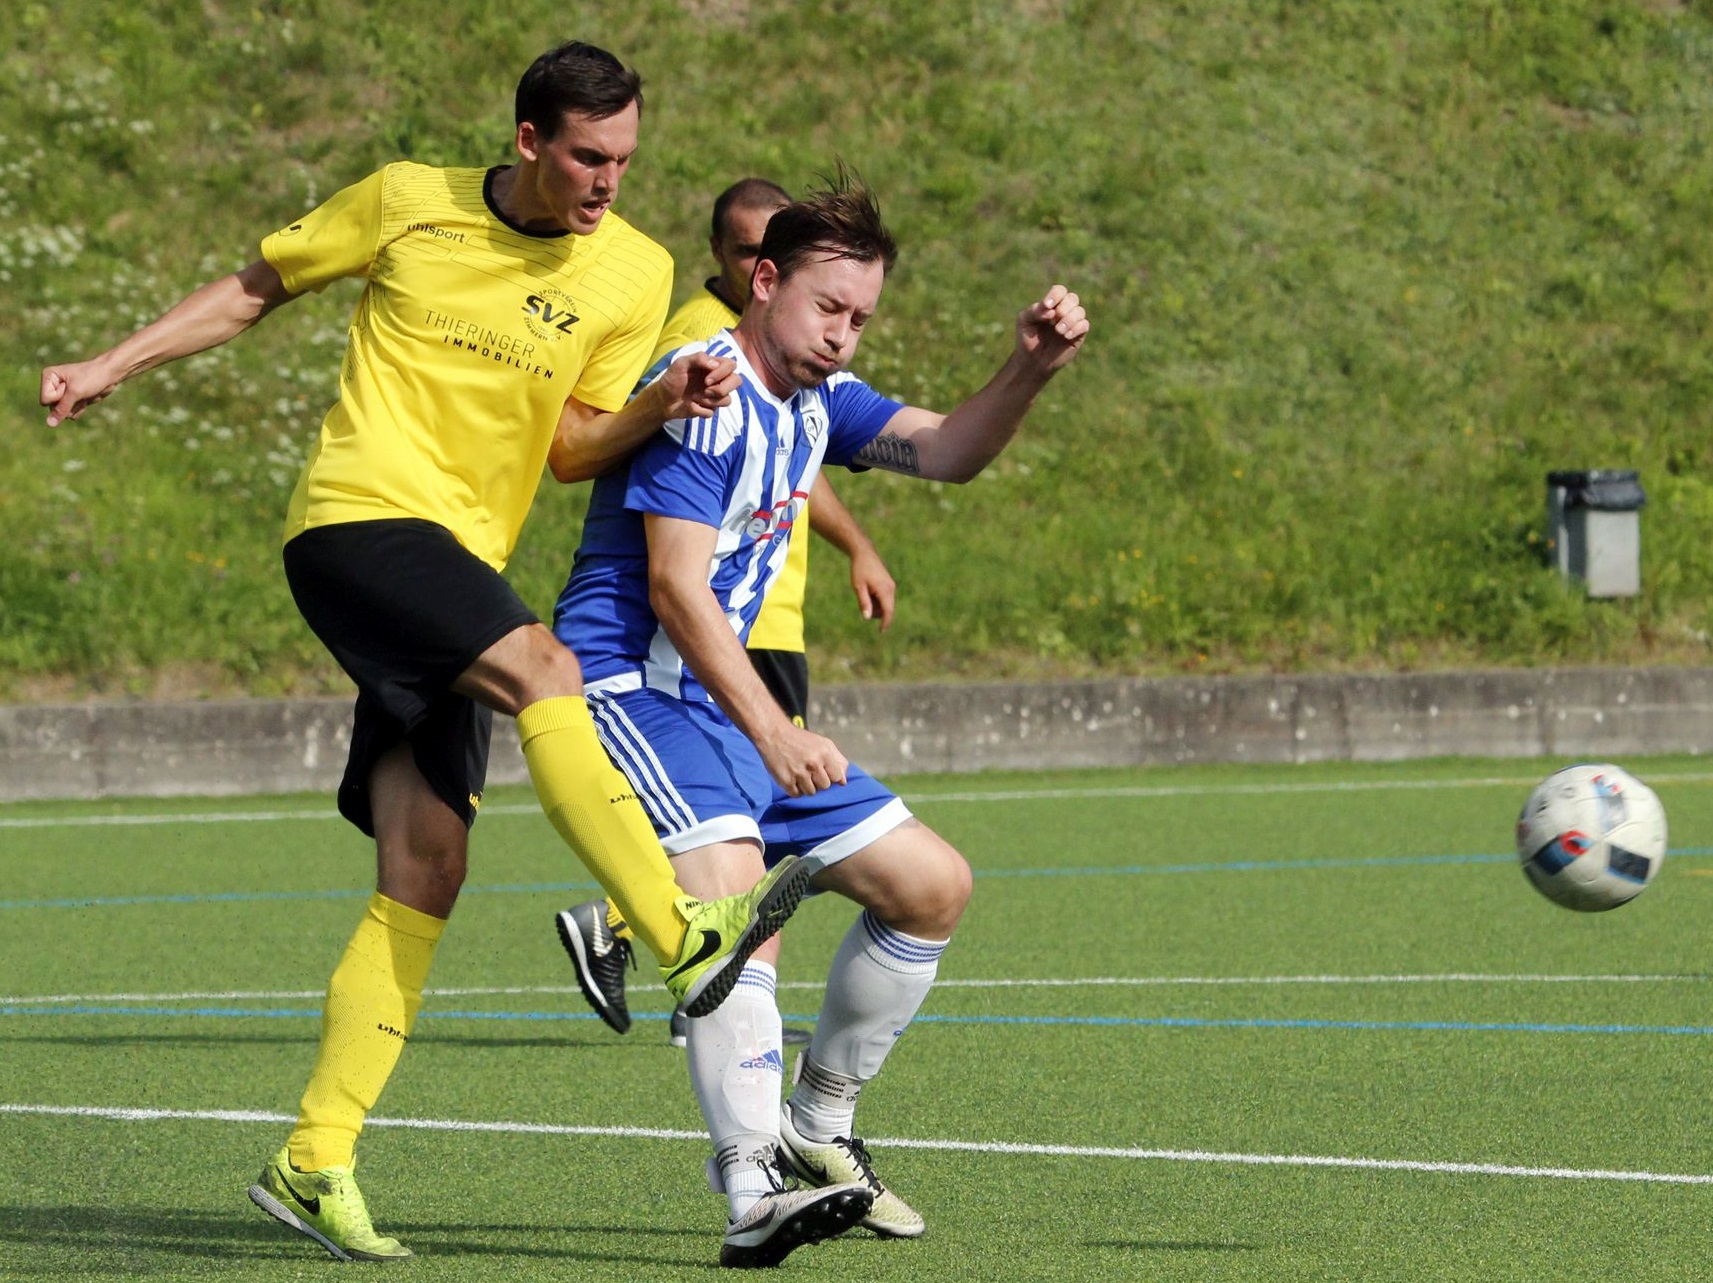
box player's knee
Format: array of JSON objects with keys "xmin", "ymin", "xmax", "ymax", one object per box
[
  {"xmin": 526, "ymin": 626, "xmax": 583, "ymax": 690},
  {"xmin": 922, "ymin": 847, "xmax": 973, "ymax": 931},
  {"xmin": 504, "ymin": 627, "xmax": 583, "ymax": 710},
  {"xmin": 417, "ymin": 847, "xmax": 468, "ymax": 906},
  {"xmin": 376, "ymin": 828, "xmax": 468, "ymax": 917},
  {"xmin": 874, "ymin": 842, "xmax": 970, "ymax": 938}
]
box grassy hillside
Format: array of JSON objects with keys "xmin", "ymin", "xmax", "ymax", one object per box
[{"xmin": 4, "ymin": 0, "xmax": 1713, "ymax": 697}]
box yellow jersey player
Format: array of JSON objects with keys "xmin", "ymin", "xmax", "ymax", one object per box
[
  {"xmin": 37, "ymin": 43, "xmax": 812, "ymax": 1263},
  {"xmin": 554, "ymin": 178, "xmax": 895, "ymax": 1046}
]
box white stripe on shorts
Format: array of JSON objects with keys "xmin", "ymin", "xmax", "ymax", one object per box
[
  {"xmin": 586, "ymin": 692, "xmax": 697, "ymax": 834},
  {"xmin": 800, "ymin": 797, "xmax": 914, "ymax": 873}
]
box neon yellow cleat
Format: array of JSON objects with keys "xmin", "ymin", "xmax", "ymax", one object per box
[
  {"xmin": 663, "ymin": 854, "xmax": 813, "ymax": 1017},
  {"xmin": 248, "ymin": 1147, "xmax": 412, "ymax": 1262}
]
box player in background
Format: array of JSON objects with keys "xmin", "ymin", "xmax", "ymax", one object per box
[
  {"xmin": 551, "ymin": 172, "xmax": 1087, "ymax": 1266},
  {"xmin": 36, "ymin": 42, "xmax": 812, "ymax": 1263},
  {"xmin": 555, "ymin": 178, "xmax": 896, "ymax": 1047}
]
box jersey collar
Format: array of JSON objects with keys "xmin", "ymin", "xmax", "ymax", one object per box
[{"xmin": 483, "ymin": 166, "xmax": 574, "ymax": 240}]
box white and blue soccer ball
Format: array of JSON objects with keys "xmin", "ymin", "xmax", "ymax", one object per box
[{"xmin": 1516, "ymin": 763, "xmax": 1667, "ymax": 912}]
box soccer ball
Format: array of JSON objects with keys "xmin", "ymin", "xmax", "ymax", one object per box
[{"xmin": 1515, "ymin": 763, "xmax": 1667, "ymax": 912}]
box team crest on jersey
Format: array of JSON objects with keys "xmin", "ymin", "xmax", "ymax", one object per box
[
  {"xmin": 800, "ymin": 401, "xmax": 828, "ymax": 446},
  {"xmin": 522, "ymin": 286, "xmax": 581, "ymax": 341}
]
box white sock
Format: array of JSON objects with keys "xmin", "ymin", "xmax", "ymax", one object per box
[
  {"xmin": 711, "ymin": 1134, "xmax": 778, "ymax": 1221},
  {"xmin": 686, "ymin": 960, "xmax": 784, "ymax": 1219},
  {"xmin": 789, "ymin": 911, "xmax": 946, "ymax": 1143}
]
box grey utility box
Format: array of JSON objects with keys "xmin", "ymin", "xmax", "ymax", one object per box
[{"xmin": 1546, "ymin": 470, "xmax": 1645, "ymax": 598}]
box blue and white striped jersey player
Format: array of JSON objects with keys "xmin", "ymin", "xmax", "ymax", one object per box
[{"xmin": 551, "ymin": 174, "xmax": 1088, "ymax": 1268}]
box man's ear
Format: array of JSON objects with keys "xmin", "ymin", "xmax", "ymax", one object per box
[
  {"xmin": 750, "ymin": 259, "xmax": 779, "ymax": 304},
  {"xmin": 515, "ymin": 120, "xmax": 540, "ymax": 163}
]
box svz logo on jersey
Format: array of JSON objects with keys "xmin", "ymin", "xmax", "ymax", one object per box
[
  {"xmin": 522, "ymin": 288, "xmax": 581, "ymax": 341},
  {"xmin": 525, "ymin": 295, "xmax": 579, "ymax": 332}
]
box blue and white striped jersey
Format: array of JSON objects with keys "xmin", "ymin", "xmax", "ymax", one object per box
[{"xmin": 552, "ymin": 330, "xmax": 902, "ymax": 703}]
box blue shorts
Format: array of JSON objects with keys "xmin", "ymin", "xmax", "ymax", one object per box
[{"xmin": 586, "ymin": 685, "xmax": 911, "ymax": 872}]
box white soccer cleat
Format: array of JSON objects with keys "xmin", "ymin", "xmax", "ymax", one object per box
[
  {"xmin": 719, "ymin": 1175, "xmax": 872, "ymax": 1269},
  {"xmin": 779, "ymin": 1102, "xmax": 925, "ymax": 1239}
]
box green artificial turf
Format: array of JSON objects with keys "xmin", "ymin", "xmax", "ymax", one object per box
[{"xmin": 5, "ymin": 756, "xmax": 1713, "ymax": 1279}]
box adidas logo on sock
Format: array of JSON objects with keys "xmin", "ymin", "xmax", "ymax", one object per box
[{"xmin": 738, "ymin": 1049, "xmax": 786, "ymax": 1074}]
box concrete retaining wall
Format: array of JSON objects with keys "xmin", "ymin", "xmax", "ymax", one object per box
[{"xmin": 2, "ymin": 666, "xmax": 1708, "ymax": 802}]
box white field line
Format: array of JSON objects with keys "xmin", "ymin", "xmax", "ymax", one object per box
[
  {"xmin": 4, "ymin": 1102, "xmax": 1710, "ymax": 1186},
  {"xmin": 909, "ymin": 775, "xmax": 1713, "ymax": 803},
  {"xmin": 7, "ymin": 770, "xmax": 1713, "ymax": 829},
  {"xmin": 2, "ymin": 974, "xmax": 1701, "ymax": 1006},
  {"xmin": 896, "ymin": 973, "xmax": 1709, "ymax": 988},
  {"xmin": 0, "ymin": 809, "xmax": 341, "ymax": 829}
]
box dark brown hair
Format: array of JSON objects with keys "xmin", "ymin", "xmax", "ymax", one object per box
[
  {"xmin": 711, "ymin": 177, "xmax": 791, "ymax": 242},
  {"xmin": 757, "ymin": 166, "xmax": 897, "ymax": 284},
  {"xmin": 515, "ymin": 42, "xmax": 643, "ymax": 140}
]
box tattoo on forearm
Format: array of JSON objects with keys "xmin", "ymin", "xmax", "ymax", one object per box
[{"xmin": 856, "ymin": 432, "xmax": 920, "ymax": 475}]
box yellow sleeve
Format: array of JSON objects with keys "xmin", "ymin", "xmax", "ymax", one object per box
[
  {"xmin": 571, "ymin": 255, "xmax": 673, "ymax": 412},
  {"xmin": 650, "ymin": 290, "xmax": 741, "ymax": 364},
  {"xmin": 260, "ymin": 168, "xmax": 387, "ymax": 295}
]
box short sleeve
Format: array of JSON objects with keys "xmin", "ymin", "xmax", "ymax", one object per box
[
  {"xmin": 650, "ymin": 290, "xmax": 739, "ymax": 365},
  {"xmin": 260, "ymin": 168, "xmax": 387, "ymax": 295},
  {"xmin": 570, "ymin": 254, "xmax": 673, "ymax": 413},
  {"xmin": 823, "ymin": 373, "xmax": 905, "ymax": 467},
  {"xmin": 623, "ymin": 408, "xmax": 737, "ymax": 527}
]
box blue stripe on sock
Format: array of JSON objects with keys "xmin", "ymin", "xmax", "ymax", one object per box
[
  {"xmin": 735, "ymin": 964, "xmax": 777, "ymax": 997},
  {"xmin": 860, "ymin": 910, "xmax": 947, "ymax": 966}
]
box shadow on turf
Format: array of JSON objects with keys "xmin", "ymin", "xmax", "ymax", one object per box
[
  {"xmin": 1087, "ymin": 1238, "xmax": 1261, "ymax": 1253},
  {"xmin": 0, "ymin": 1031, "xmax": 635, "ymax": 1051},
  {"xmin": 0, "ymin": 1206, "xmax": 719, "ymax": 1269},
  {"xmin": 0, "ymin": 1204, "xmax": 312, "ymax": 1263},
  {"xmin": 412, "ymin": 1032, "xmax": 670, "ymax": 1050},
  {"xmin": 389, "ymin": 1222, "xmax": 714, "ymax": 1265},
  {"xmin": 0, "ymin": 1032, "xmax": 318, "ymax": 1048}
]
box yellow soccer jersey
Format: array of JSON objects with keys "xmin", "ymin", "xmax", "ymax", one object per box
[
  {"xmin": 654, "ymin": 284, "xmax": 810, "ymax": 654},
  {"xmin": 745, "ymin": 511, "xmax": 810, "ymax": 653},
  {"xmin": 265, "ymin": 162, "xmax": 673, "ymax": 571},
  {"xmin": 649, "ymin": 280, "xmax": 738, "ymax": 365}
]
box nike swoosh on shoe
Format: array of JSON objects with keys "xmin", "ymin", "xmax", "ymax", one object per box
[{"xmin": 664, "ymin": 928, "xmax": 722, "ymax": 982}]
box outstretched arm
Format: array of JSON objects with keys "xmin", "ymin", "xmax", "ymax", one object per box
[
  {"xmin": 807, "ymin": 473, "xmax": 895, "ymax": 631},
  {"xmin": 851, "ymin": 284, "xmax": 1088, "ymax": 484},
  {"xmin": 548, "ymin": 352, "xmax": 741, "ymax": 483},
  {"xmin": 40, "ymin": 259, "xmax": 296, "ymax": 426},
  {"xmin": 646, "ymin": 513, "xmax": 849, "ymax": 797}
]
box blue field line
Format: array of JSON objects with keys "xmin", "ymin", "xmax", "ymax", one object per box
[
  {"xmin": 6, "ymin": 848, "xmax": 1711, "ymax": 912},
  {"xmin": 0, "ymin": 880, "xmax": 602, "ymax": 912},
  {"xmin": 975, "ymin": 852, "xmax": 1515, "ymax": 879},
  {"xmin": 7, "ymin": 1003, "xmax": 1713, "ymax": 1038}
]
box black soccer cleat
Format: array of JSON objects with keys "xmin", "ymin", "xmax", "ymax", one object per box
[{"xmin": 556, "ymin": 900, "xmax": 634, "ymax": 1034}]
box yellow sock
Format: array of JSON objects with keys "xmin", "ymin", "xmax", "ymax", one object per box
[
  {"xmin": 604, "ymin": 899, "xmax": 633, "ymax": 940},
  {"xmin": 287, "ymin": 893, "xmax": 444, "ymax": 1172},
  {"xmin": 517, "ymin": 695, "xmax": 688, "ymax": 964}
]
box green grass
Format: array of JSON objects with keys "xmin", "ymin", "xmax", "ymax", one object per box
[
  {"xmin": 7, "ymin": 2, "xmax": 1713, "ymax": 693},
  {"xmin": 6, "ymin": 756, "xmax": 1713, "ymax": 1279}
]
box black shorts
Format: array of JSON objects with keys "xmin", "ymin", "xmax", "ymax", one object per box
[
  {"xmin": 747, "ymin": 648, "xmax": 810, "ymax": 727},
  {"xmin": 282, "ymin": 519, "xmax": 538, "ymax": 836}
]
